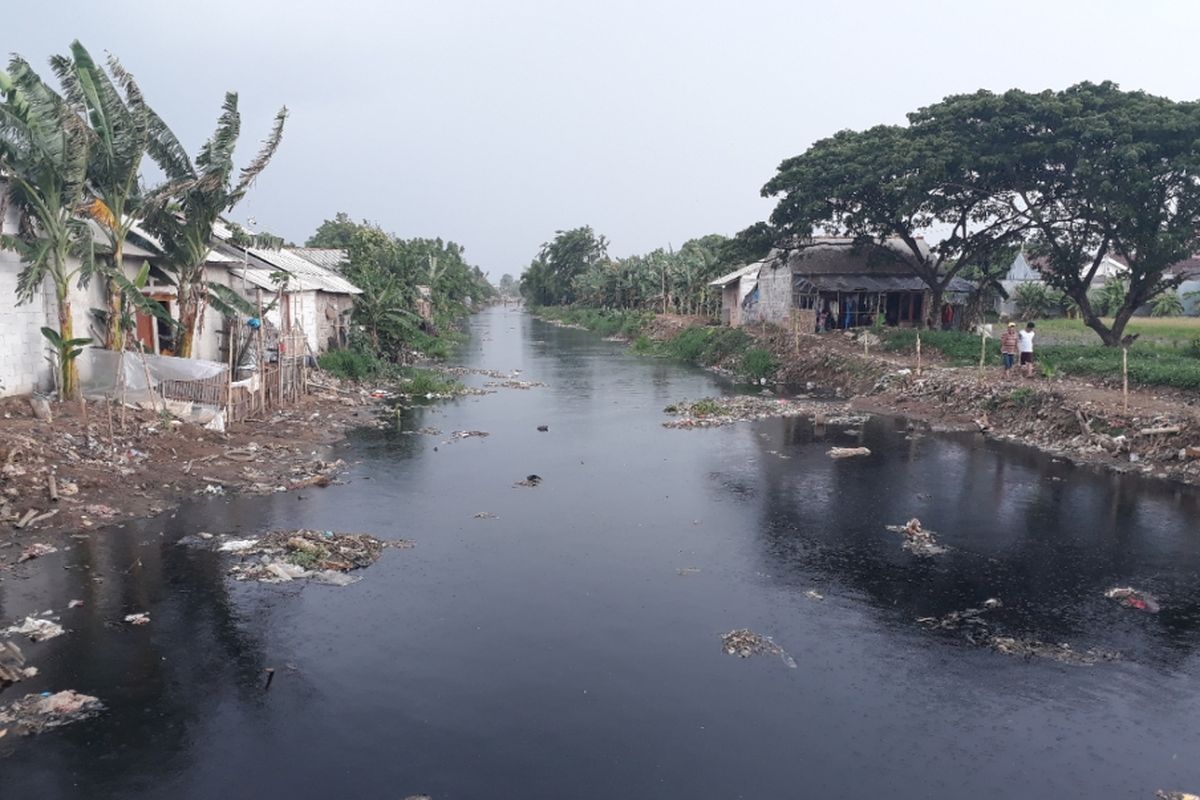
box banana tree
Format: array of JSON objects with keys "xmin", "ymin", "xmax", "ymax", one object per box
[
  {"xmin": 142, "ymin": 92, "xmax": 286, "ymax": 358},
  {"xmin": 0, "ymin": 57, "xmax": 96, "ymax": 399},
  {"xmin": 51, "ymin": 41, "xmax": 151, "ymax": 351}
]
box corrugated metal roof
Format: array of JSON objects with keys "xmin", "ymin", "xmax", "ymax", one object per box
[
  {"xmin": 289, "ymin": 247, "xmax": 349, "ymax": 271},
  {"xmin": 709, "ymin": 262, "xmax": 763, "ymax": 287},
  {"xmin": 238, "ymin": 246, "xmax": 362, "ymax": 295}
]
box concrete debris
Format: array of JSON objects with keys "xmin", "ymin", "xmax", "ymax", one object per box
[
  {"xmin": 228, "ymin": 529, "xmax": 388, "ymax": 585},
  {"xmin": 885, "ymin": 518, "xmax": 947, "ymax": 556},
  {"xmin": 828, "ymin": 447, "xmax": 871, "ymax": 459},
  {"xmin": 1105, "ymin": 586, "xmax": 1161, "ymax": 613},
  {"xmin": 664, "ymin": 396, "xmax": 833, "ymax": 429},
  {"xmin": 3, "ymin": 616, "xmax": 65, "ymax": 642},
  {"xmin": 17, "ymin": 543, "xmax": 57, "ymax": 563},
  {"xmin": 721, "ymin": 629, "xmax": 797, "ymax": 668},
  {"xmin": 123, "ymin": 613, "xmax": 150, "ymax": 626},
  {"xmin": 0, "ymin": 690, "xmax": 104, "ymax": 735},
  {"xmin": 514, "ymin": 474, "xmax": 542, "ymax": 487}
]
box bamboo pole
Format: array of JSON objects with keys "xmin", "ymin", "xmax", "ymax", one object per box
[
  {"xmin": 979, "ymin": 326, "xmax": 986, "ymax": 371},
  {"xmin": 916, "ymin": 330, "xmax": 922, "ymax": 376}
]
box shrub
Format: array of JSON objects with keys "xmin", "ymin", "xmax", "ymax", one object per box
[
  {"xmin": 741, "ymin": 347, "xmax": 777, "ymax": 380},
  {"xmin": 318, "ymin": 349, "xmax": 382, "ymax": 380},
  {"xmin": 1189, "ymin": 337, "xmax": 1200, "ymax": 359}
]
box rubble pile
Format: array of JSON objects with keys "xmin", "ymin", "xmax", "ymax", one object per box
[
  {"xmin": 227, "ymin": 529, "xmax": 392, "ymax": 586},
  {"xmin": 663, "ymin": 396, "xmax": 841, "ymax": 429},
  {"xmin": 0, "ymin": 690, "xmax": 104, "ymax": 736}
]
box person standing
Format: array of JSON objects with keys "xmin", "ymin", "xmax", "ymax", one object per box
[
  {"xmin": 1018, "ymin": 321, "xmax": 1036, "ymax": 377},
  {"xmin": 999, "ymin": 322, "xmax": 1019, "ymax": 376}
]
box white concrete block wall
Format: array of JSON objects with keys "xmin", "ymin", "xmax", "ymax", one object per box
[{"xmin": 0, "ymin": 204, "xmax": 56, "ymax": 396}]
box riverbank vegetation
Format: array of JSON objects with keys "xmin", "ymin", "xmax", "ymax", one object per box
[
  {"xmin": 880, "ymin": 329, "xmax": 1200, "ymax": 390},
  {"xmin": 305, "ymin": 213, "xmax": 495, "ymax": 376}
]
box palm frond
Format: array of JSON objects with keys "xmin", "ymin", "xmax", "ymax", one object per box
[{"xmin": 231, "ymin": 105, "xmax": 287, "ymax": 203}]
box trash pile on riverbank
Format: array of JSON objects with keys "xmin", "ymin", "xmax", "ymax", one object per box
[
  {"xmin": 721, "ymin": 629, "xmax": 797, "ymax": 668},
  {"xmin": 0, "ymin": 690, "xmax": 104, "ymax": 736},
  {"xmin": 663, "ymin": 396, "xmax": 834, "ymax": 428},
  {"xmin": 885, "ymin": 518, "xmax": 947, "ymax": 556},
  {"xmin": 0, "ymin": 390, "xmax": 370, "ymax": 553}
]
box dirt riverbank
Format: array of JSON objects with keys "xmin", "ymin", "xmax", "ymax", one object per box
[
  {"xmin": 646, "ymin": 319, "xmax": 1200, "ymax": 487},
  {"xmin": 0, "ymin": 382, "xmax": 379, "ymax": 567}
]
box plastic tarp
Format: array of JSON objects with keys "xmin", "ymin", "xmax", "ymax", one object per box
[{"xmin": 84, "ymin": 349, "xmax": 227, "ymax": 403}]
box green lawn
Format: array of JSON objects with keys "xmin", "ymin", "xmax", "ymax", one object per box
[
  {"xmin": 1034, "ymin": 316, "xmax": 1200, "ymax": 347},
  {"xmin": 881, "ymin": 328, "xmax": 1200, "ymax": 390}
]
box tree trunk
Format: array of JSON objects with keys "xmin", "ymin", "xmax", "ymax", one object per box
[
  {"xmin": 57, "ymin": 291, "xmax": 79, "ymax": 401},
  {"xmin": 177, "ymin": 287, "xmax": 198, "ymax": 359},
  {"xmin": 927, "ymin": 289, "xmax": 945, "ymax": 331}
]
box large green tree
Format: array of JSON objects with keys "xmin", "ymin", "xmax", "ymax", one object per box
[
  {"xmin": 762, "ymin": 112, "xmax": 1028, "ymax": 328},
  {"xmin": 983, "ymin": 82, "xmax": 1200, "ymax": 345},
  {"xmin": 0, "ymin": 56, "xmax": 96, "ymax": 398},
  {"xmin": 142, "ymin": 93, "xmax": 287, "ymax": 358},
  {"xmin": 305, "ymin": 211, "xmax": 358, "ymax": 249}
]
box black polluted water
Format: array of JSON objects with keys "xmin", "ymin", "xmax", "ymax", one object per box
[{"xmin": 3, "ymin": 305, "xmax": 1199, "ymax": 799}]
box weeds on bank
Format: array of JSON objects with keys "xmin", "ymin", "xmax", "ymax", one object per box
[{"xmin": 534, "ymin": 306, "xmax": 654, "ymax": 338}]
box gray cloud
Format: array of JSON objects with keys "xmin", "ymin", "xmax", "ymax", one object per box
[{"xmin": 8, "ymin": 0, "xmax": 1197, "ymax": 276}]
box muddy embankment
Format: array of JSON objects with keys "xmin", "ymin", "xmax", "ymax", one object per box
[
  {"xmin": 0, "ymin": 379, "xmax": 380, "ymax": 565},
  {"xmin": 646, "ymin": 320, "xmax": 1200, "ymax": 487}
]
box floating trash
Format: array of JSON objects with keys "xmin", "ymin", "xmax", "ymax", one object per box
[
  {"xmin": 988, "ymin": 636, "xmax": 1119, "ymax": 667},
  {"xmin": 515, "ymin": 474, "xmax": 542, "ymax": 488},
  {"xmin": 721, "ymin": 629, "xmax": 796, "ymax": 668},
  {"xmin": 3, "ymin": 616, "xmax": 65, "ymax": 642},
  {"xmin": 1105, "ymin": 586, "xmax": 1161, "ymax": 613},
  {"xmin": 16, "ymin": 543, "xmax": 57, "ymax": 563},
  {"xmin": 0, "ymin": 690, "xmax": 104, "ymax": 735},
  {"xmin": 885, "ymin": 518, "xmax": 947, "ymax": 556},
  {"xmin": 828, "ymin": 447, "xmax": 871, "ymax": 459},
  {"xmin": 804, "ymin": 590, "xmax": 825, "ymax": 601},
  {"xmin": 123, "ymin": 613, "xmax": 150, "ymax": 626},
  {"xmin": 227, "ymin": 529, "xmax": 390, "ymax": 586}
]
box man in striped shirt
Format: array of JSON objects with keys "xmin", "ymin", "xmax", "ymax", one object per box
[{"xmin": 999, "ymin": 322, "xmax": 1019, "ymax": 377}]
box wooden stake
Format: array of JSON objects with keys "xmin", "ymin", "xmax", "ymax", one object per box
[
  {"xmin": 1122, "ymin": 347, "xmax": 1129, "ymax": 413},
  {"xmin": 916, "ymin": 330, "xmax": 922, "ymax": 376},
  {"xmin": 979, "ymin": 326, "xmax": 986, "ymax": 371}
]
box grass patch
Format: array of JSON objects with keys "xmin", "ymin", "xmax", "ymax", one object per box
[
  {"xmin": 882, "ymin": 328, "xmax": 1200, "ymax": 390},
  {"xmin": 741, "ymin": 348, "xmax": 777, "ymax": 381},
  {"xmin": 1035, "ymin": 316, "xmax": 1200, "ymax": 346},
  {"xmin": 398, "ymin": 367, "xmax": 462, "ymax": 396},
  {"xmin": 534, "ymin": 306, "xmax": 654, "ymax": 338},
  {"xmin": 318, "ymin": 349, "xmax": 386, "ymax": 380}
]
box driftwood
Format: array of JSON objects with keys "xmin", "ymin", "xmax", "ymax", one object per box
[{"xmin": 1137, "ymin": 426, "xmax": 1181, "ymax": 437}]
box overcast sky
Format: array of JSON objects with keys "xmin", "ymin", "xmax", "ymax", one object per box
[{"xmin": 8, "ymin": 0, "xmax": 1198, "ymax": 277}]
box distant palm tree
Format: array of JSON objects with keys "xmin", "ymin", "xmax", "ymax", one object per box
[
  {"xmin": 142, "ymin": 93, "xmax": 286, "ymax": 357},
  {"xmin": 0, "ymin": 56, "xmax": 97, "ymax": 398}
]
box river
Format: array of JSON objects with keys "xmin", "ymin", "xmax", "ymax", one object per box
[{"xmin": 3, "ymin": 304, "xmax": 1200, "ymax": 798}]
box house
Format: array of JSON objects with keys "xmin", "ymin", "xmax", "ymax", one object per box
[
  {"xmin": 0, "ymin": 197, "xmax": 54, "ymax": 396},
  {"xmin": 224, "ymin": 244, "xmax": 361, "ymax": 357},
  {"xmin": 996, "ymin": 250, "xmax": 1043, "ymax": 317},
  {"xmin": 753, "ymin": 238, "xmax": 973, "ymax": 331},
  {"xmin": 709, "ymin": 262, "xmax": 763, "ymax": 328}
]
